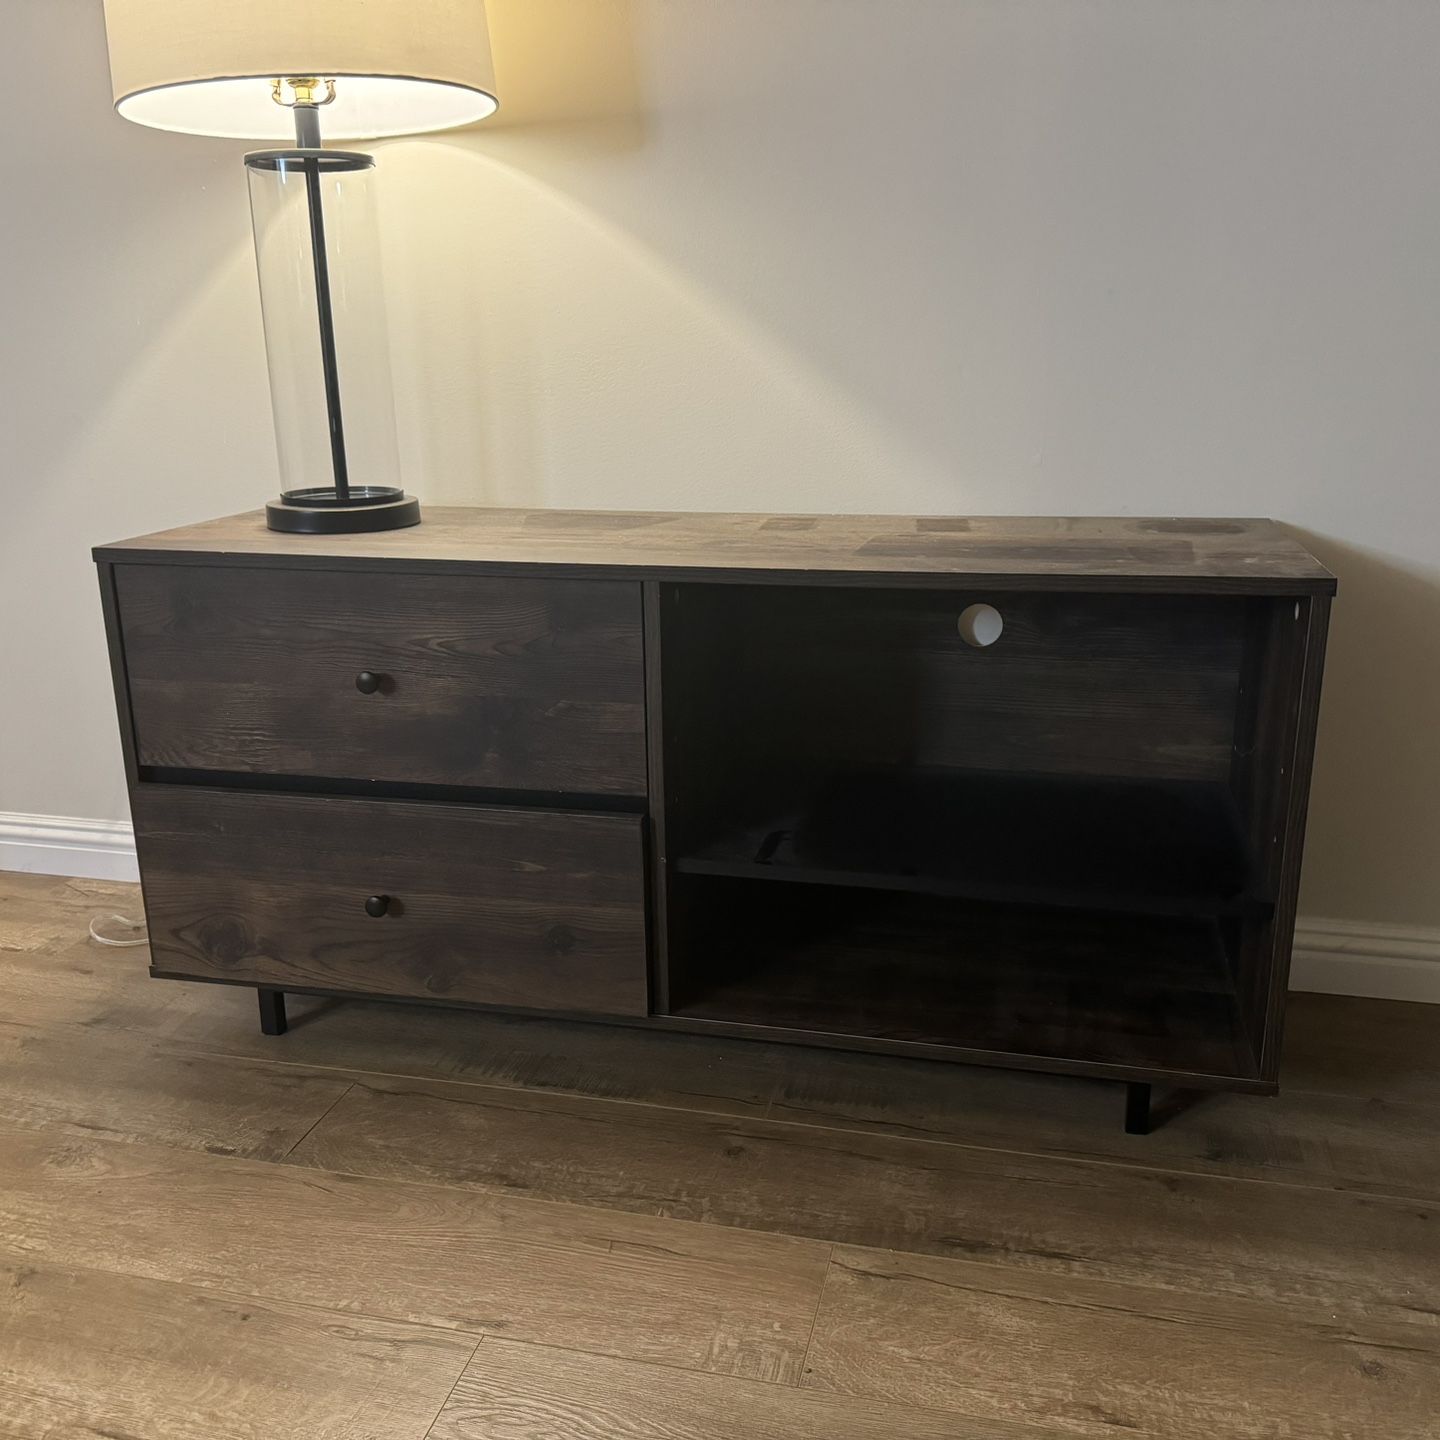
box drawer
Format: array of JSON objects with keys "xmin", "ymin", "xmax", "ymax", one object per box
[
  {"xmin": 115, "ymin": 565, "xmax": 647, "ymax": 795},
  {"xmin": 133, "ymin": 787, "xmax": 649, "ymax": 1017}
]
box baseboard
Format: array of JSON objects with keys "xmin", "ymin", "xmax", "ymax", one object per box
[
  {"xmin": 1, "ymin": 809, "xmax": 1436, "ymax": 1002},
  {"xmin": 0, "ymin": 811, "xmax": 139, "ymax": 883},
  {"xmin": 1290, "ymin": 918, "xmax": 1440, "ymax": 1004}
]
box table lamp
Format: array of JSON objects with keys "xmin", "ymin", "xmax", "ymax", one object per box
[{"xmin": 101, "ymin": 1, "xmax": 499, "ymax": 533}]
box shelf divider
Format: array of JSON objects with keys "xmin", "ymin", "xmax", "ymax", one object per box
[{"xmin": 674, "ymin": 768, "xmax": 1270, "ymax": 922}]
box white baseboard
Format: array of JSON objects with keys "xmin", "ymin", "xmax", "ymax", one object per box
[
  {"xmin": 1290, "ymin": 918, "xmax": 1440, "ymax": 1004},
  {"xmin": 1, "ymin": 810, "xmax": 1436, "ymax": 1002},
  {"xmin": 0, "ymin": 811, "xmax": 138, "ymax": 883}
]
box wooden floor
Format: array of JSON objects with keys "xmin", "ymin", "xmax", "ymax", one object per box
[{"xmin": 1, "ymin": 872, "xmax": 1438, "ymax": 1438}]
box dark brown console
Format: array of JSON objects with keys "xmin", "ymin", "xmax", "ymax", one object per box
[{"xmin": 96, "ymin": 510, "xmax": 1334, "ymax": 1132}]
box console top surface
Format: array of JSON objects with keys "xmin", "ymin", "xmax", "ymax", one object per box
[{"xmin": 95, "ymin": 508, "xmax": 1336, "ymax": 594}]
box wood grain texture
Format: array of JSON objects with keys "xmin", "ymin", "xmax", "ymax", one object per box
[
  {"xmin": 641, "ymin": 580, "xmax": 673, "ymax": 1015},
  {"xmin": 281, "ymin": 1072, "xmax": 1440, "ymax": 1329},
  {"xmin": 0, "ymin": 1018, "xmax": 351, "ymax": 1160},
  {"xmin": 3, "ymin": 874, "xmax": 1440, "ymax": 1440},
  {"xmin": 99, "ymin": 511, "xmax": 1331, "ymax": 1097},
  {"xmin": 9, "ymin": 897, "xmax": 1422, "ymax": 1203},
  {"xmin": 116, "ymin": 563, "xmax": 647, "ymax": 793},
  {"xmin": 803, "ymin": 1246, "xmax": 1440, "ymax": 1439},
  {"xmin": 97, "ymin": 561, "xmax": 141, "ymax": 789},
  {"xmin": 134, "ymin": 787, "xmax": 649, "ymax": 1016},
  {"xmin": 1257, "ymin": 592, "xmax": 1332, "ymax": 1073},
  {"xmin": 668, "ymin": 884, "xmax": 1258, "ymax": 1085},
  {"xmin": 0, "ymin": 1254, "xmax": 476, "ymax": 1440},
  {"xmin": 0, "ymin": 872, "xmax": 137, "ymax": 956},
  {"xmin": 1283, "ymin": 991, "xmax": 1440, "ymax": 1108},
  {"xmin": 663, "ymin": 585, "xmax": 1248, "ymax": 786},
  {"xmin": 0, "ymin": 874, "xmax": 191, "ymax": 1034},
  {"xmin": 429, "ymin": 1336, "xmax": 1057, "ymax": 1440},
  {"xmin": 0, "ymin": 1124, "xmax": 828, "ymax": 1383},
  {"xmin": 761, "ymin": 1043, "xmax": 1440, "ymax": 1202},
  {"xmin": 642, "ymin": 578, "xmax": 1314, "ymax": 1091},
  {"xmin": 155, "ymin": 985, "xmax": 784, "ymax": 1120},
  {"xmin": 166, "ymin": 991, "xmax": 1440, "ymax": 1203},
  {"xmin": 95, "ymin": 509, "xmax": 1337, "ymax": 595},
  {"xmin": 7, "ymin": 883, "xmax": 1434, "ymax": 1203}
]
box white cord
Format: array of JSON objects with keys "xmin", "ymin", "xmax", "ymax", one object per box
[{"xmin": 88, "ymin": 913, "xmax": 149, "ymax": 948}]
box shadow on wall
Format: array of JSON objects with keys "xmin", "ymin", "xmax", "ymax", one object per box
[
  {"xmin": 1291, "ymin": 532, "xmax": 1440, "ymax": 929},
  {"xmin": 378, "ymin": 133, "xmax": 948, "ymax": 511},
  {"xmin": 378, "ymin": 0, "xmax": 651, "ymax": 504},
  {"xmin": 6, "ymin": 3, "xmax": 273, "ymax": 538},
  {"xmin": 375, "ymin": 1, "xmax": 1440, "ymax": 525},
  {"xmin": 376, "ymin": 0, "xmax": 959, "ymax": 511}
]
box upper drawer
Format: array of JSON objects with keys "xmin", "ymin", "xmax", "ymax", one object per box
[{"xmin": 115, "ymin": 565, "xmax": 647, "ymax": 795}]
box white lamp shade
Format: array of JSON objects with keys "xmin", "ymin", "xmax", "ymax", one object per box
[{"xmin": 101, "ymin": 0, "xmax": 498, "ymax": 140}]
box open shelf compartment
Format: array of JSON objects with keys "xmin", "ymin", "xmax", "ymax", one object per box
[
  {"xmin": 654, "ymin": 581, "xmax": 1305, "ymax": 1087},
  {"xmin": 668, "ymin": 879, "xmax": 1260, "ymax": 1082},
  {"xmin": 676, "ymin": 767, "xmax": 1268, "ymax": 921}
]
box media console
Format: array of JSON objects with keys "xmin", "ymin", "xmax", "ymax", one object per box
[{"xmin": 95, "ymin": 510, "xmax": 1334, "ymax": 1133}]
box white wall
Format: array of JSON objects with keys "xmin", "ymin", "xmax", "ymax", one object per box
[{"xmin": 4, "ymin": 0, "xmax": 1439, "ymax": 935}]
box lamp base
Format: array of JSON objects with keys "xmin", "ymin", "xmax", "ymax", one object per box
[{"xmin": 266, "ymin": 486, "xmax": 422, "ymax": 534}]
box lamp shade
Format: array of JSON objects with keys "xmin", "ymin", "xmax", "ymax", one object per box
[{"xmin": 101, "ymin": 0, "xmax": 498, "ymax": 140}]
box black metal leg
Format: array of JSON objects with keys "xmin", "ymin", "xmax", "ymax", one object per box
[
  {"xmin": 1124, "ymin": 1081, "xmax": 1152, "ymax": 1135},
  {"xmin": 258, "ymin": 988, "xmax": 288, "ymax": 1037}
]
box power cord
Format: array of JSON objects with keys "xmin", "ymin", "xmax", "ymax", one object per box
[{"xmin": 88, "ymin": 913, "xmax": 149, "ymax": 948}]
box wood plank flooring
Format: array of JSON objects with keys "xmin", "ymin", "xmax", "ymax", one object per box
[
  {"xmin": 2, "ymin": 870, "xmax": 1439, "ymax": 1438},
  {"xmin": 804, "ymin": 1249, "xmax": 1439, "ymax": 1438},
  {"xmin": 0, "ymin": 1256, "xmax": 478, "ymax": 1440},
  {"xmin": 283, "ymin": 1074, "xmax": 1439, "ymax": 1327}
]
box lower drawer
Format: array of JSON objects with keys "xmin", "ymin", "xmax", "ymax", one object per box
[{"xmin": 132, "ymin": 787, "xmax": 649, "ymax": 1017}]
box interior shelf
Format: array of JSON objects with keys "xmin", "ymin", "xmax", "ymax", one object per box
[
  {"xmin": 674, "ymin": 769, "xmax": 1269, "ymax": 921},
  {"xmin": 668, "ymin": 882, "xmax": 1260, "ymax": 1081}
]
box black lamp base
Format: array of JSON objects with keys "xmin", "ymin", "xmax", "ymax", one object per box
[{"xmin": 266, "ymin": 486, "xmax": 422, "ymax": 534}]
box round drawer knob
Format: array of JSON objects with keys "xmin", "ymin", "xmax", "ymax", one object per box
[
  {"xmin": 364, "ymin": 894, "xmax": 392, "ymax": 918},
  {"xmin": 355, "ymin": 671, "xmax": 384, "ymax": 695}
]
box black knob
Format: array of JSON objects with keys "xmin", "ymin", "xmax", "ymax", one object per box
[
  {"xmin": 364, "ymin": 894, "xmax": 391, "ymax": 918},
  {"xmin": 355, "ymin": 671, "xmax": 383, "ymax": 695}
]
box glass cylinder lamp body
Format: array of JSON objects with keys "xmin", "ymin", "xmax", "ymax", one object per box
[{"xmin": 244, "ymin": 149, "xmax": 401, "ymax": 497}]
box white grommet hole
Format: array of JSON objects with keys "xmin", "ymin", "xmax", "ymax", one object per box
[{"xmin": 957, "ymin": 603, "xmax": 1004, "ymax": 649}]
